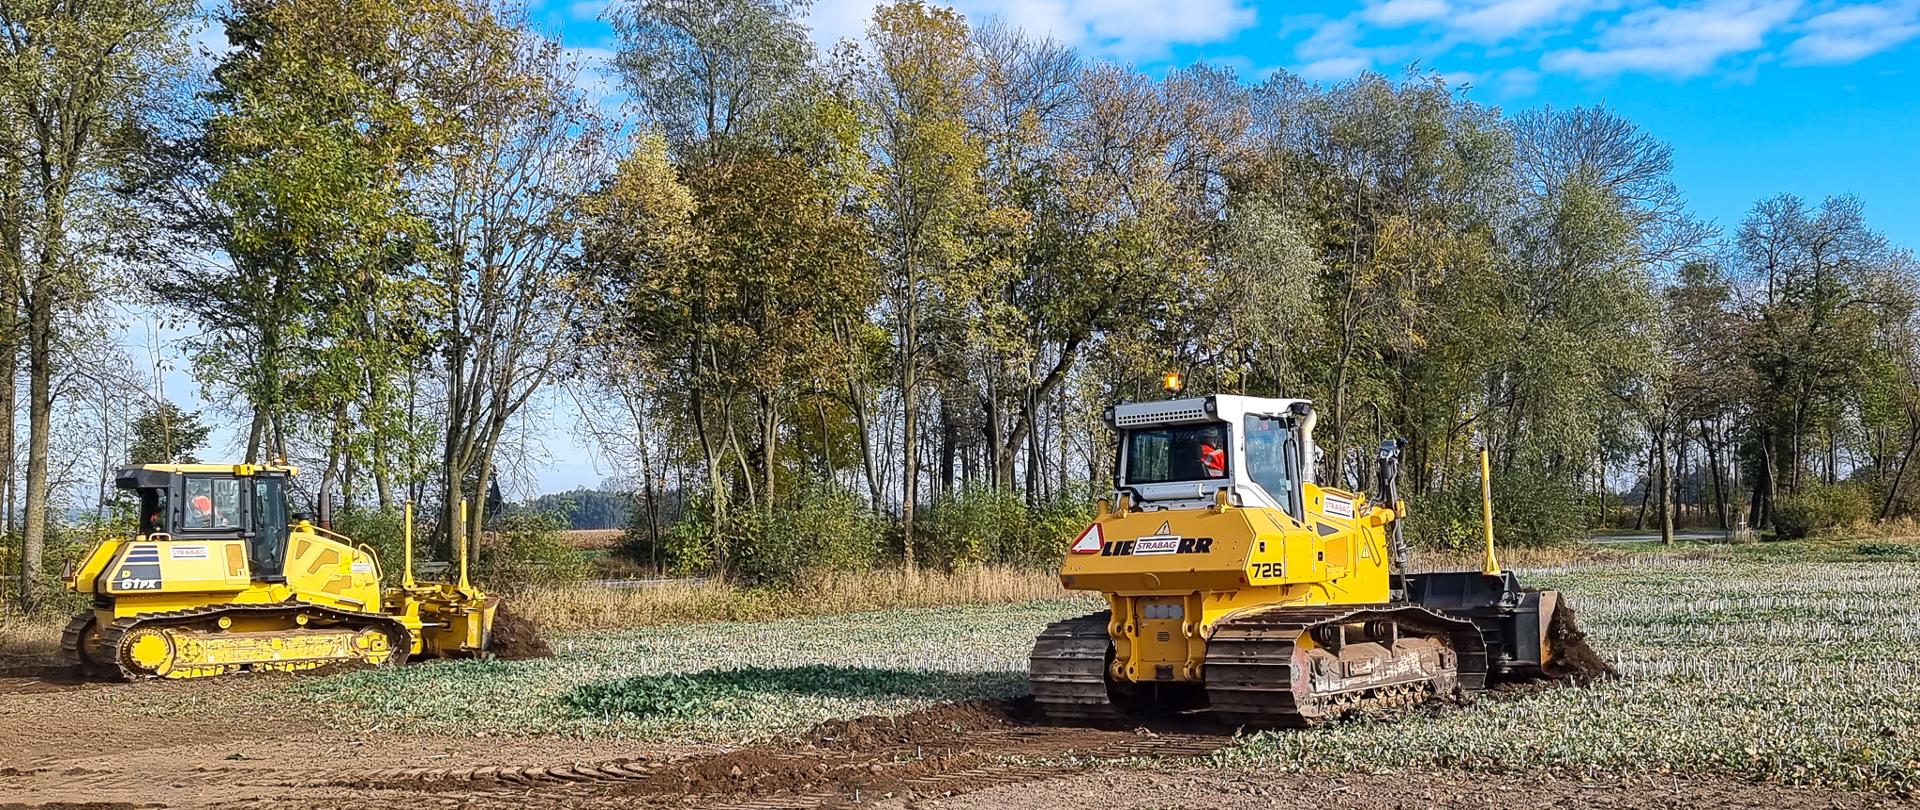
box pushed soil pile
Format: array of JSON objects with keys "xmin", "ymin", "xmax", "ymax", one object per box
[
  {"xmin": 488, "ymin": 604, "xmax": 552, "ymax": 660},
  {"xmin": 1543, "ymin": 600, "xmax": 1615, "ymax": 683}
]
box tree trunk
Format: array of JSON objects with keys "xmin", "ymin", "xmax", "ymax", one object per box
[
  {"xmin": 1633, "ymin": 439, "xmax": 1653, "ymax": 531},
  {"xmin": 0, "ymin": 336, "xmax": 15, "ymax": 540},
  {"xmin": 244, "ymin": 407, "xmax": 267, "ymax": 464},
  {"xmin": 468, "ymin": 454, "xmax": 495, "ymax": 574},
  {"xmin": 19, "ymin": 283, "xmax": 52, "ymax": 614},
  {"xmin": 1656, "ymin": 418, "xmax": 1673, "ymax": 545},
  {"xmin": 900, "ymin": 375, "xmax": 919, "ymax": 573},
  {"xmin": 689, "ymin": 381, "xmax": 727, "ymax": 569},
  {"xmin": 1701, "ymin": 419, "xmax": 1729, "ymax": 531},
  {"xmin": 1880, "ymin": 418, "xmax": 1920, "ymax": 520},
  {"xmin": 837, "ymin": 317, "xmax": 885, "ymax": 509},
  {"xmin": 627, "ymin": 392, "xmax": 662, "ymax": 570},
  {"xmin": 315, "ymin": 404, "xmax": 348, "ymax": 528},
  {"xmin": 938, "ymin": 404, "xmax": 956, "ymax": 497},
  {"xmin": 759, "ymin": 394, "xmax": 779, "ymax": 506}
]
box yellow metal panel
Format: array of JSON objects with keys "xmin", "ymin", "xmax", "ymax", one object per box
[
  {"xmin": 1059, "ymin": 477, "xmax": 1399, "ymax": 685},
  {"xmin": 68, "ymin": 537, "xmax": 124, "ymax": 595}
]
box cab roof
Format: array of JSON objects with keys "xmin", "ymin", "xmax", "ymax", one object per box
[
  {"xmin": 114, "ymin": 463, "xmax": 298, "ymax": 490},
  {"xmin": 1109, "ymin": 395, "xmax": 1313, "ymax": 428}
]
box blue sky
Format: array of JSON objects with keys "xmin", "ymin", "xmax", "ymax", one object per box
[
  {"xmin": 162, "ymin": 0, "xmax": 1919, "ymax": 496},
  {"xmin": 530, "ymin": 0, "xmax": 1920, "ymax": 252}
]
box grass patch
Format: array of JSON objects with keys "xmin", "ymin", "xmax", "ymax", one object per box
[
  {"xmin": 565, "ymin": 665, "xmax": 1016, "ymax": 721},
  {"xmin": 275, "ymin": 599, "xmax": 1086, "ymax": 741}
]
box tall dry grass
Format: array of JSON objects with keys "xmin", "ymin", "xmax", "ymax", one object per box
[
  {"xmin": 1827, "ymin": 517, "xmax": 1920, "ymax": 541},
  {"xmin": 0, "ymin": 613, "xmax": 64, "ymax": 672},
  {"xmin": 508, "ymin": 566, "xmax": 1077, "ymax": 633}
]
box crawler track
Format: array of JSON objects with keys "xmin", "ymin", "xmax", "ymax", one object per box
[
  {"xmin": 61, "ymin": 603, "xmax": 411, "ymax": 680},
  {"xmin": 1205, "ymin": 603, "xmax": 1487, "ymax": 727},
  {"xmin": 1028, "ymin": 612, "xmax": 1131, "ymax": 721},
  {"xmin": 1030, "ymin": 604, "xmax": 1488, "ymax": 727}
]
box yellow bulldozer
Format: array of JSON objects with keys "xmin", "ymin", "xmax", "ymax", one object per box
[
  {"xmin": 60, "ymin": 463, "xmax": 497, "ymax": 680},
  {"xmin": 1031, "ymin": 392, "xmax": 1588, "ymax": 726}
]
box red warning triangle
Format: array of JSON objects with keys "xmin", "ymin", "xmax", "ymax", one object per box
[{"xmin": 1069, "ymin": 523, "xmax": 1103, "ymax": 554}]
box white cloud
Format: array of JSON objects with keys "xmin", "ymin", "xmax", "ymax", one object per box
[
  {"xmin": 1362, "ymin": 0, "xmax": 1453, "ymax": 25},
  {"xmin": 1789, "ymin": 0, "xmax": 1920, "ymax": 62},
  {"xmin": 565, "ymin": 45, "xmax": 622, "ymax": 106},
  {"xmin": 807, "ymin": 0, "xmax": 875, "ymax": 45},
  {"xmin": 1300, "ymin": 55, "xmax": 1375, "ymax": 78},
  {"xmin": 1453, "ymin": 0, "xmax": 1604, "ymax": 39},
  {"xmin": 805, "ymin": 0, "xmax": 1257, "ymax": 57},
  {"xmin": 1497, "ymin": 65, "xmax": 1542, "ymax": 93},
  {"xmin": 1541, "ymin": 0, "xmax": 1801, "ymax": 76},
  {"xmin": 568, "ymin": 0, "xmax": 610, "ymax": 22},
  {"xmin": 1288, "ymin": 17, "xmax": 1404, "ymax": 78}
]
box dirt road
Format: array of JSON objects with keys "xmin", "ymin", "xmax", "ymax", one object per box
[{"xmin": 2, "ymin": 671, "xmax": 1911, "ymax": 810}]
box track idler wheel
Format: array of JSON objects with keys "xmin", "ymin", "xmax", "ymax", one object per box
[
  {"xmin": 60, "ymin": 611, "xmax": 110, "ymax": 679},
  {"xmin": 121, "ymin": 626, "xmax": 178, "ymax": 678}
]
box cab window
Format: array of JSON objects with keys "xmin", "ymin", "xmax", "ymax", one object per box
[
  {"xmin": 251, "ymin": 476, "xmax": 288, "ymax": 577},
  {"xmin": 138, "ymin": 488, "xmax": 169, "ymax": 534},
  {"xmin": 1244, "ymin": 415, "xmax": 1300, "ymax": 515},
  {"xmin": 181, "ymin": 477, "xmax": 243, "ymax": 530},
  {"xmin": 1125, "ymin": 423, "xmax": 1230, "ymax": 483}
]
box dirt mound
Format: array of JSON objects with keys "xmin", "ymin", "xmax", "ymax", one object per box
[
  {"xmin": 488, "ymin": 604, "xmax": 552, "ymax": 660},
  {"xmin": 1543, "ymin": 599, "xmax": 1616, "ymax": 683}
]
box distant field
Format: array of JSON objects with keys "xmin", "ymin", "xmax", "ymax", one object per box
[{"xmin": 566, "ymin": 528, "xmax": 624, "ymax": 550}]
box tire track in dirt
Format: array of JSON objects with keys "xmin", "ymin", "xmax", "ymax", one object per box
[{"xmin": 253, "ymin": 699, "xmax": 1234, "ymax": 808}]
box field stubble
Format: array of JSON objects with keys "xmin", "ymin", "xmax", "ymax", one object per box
[
  {"xmin": 5, "ymin": 543, "xmax": 1917, "ymax": 798},
  {"xmin": 299, "ymin": 548, "xmax": 1920, "ymax": 795}
]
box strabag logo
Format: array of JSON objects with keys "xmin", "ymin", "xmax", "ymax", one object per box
[{"xmin": 1102, "ymin": 521, "xmax": 1215, "ymax": 556}]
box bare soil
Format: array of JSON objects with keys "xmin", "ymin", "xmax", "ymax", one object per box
[
  {"xmin": 1543, "ymin": 598, "xmax": 1617, "ymax": 682},
  {"xmin": 2, "ymin": 676, "xmax": 1910, "ymax": 810},
  {"xmin": 487, "ymin": 604, "xmax": 553, "ymax": 661}
]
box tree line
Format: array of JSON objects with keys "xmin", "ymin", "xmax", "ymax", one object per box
[{"xmin": 4, "ymin": 0, "xmax": 1916, "ymax": 605}]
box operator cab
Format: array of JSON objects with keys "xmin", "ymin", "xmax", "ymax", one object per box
[
  {"xmin": 1107, "ymin": 395, "xmax": 1320, "ymax": 519},
  {"xmin": 115, "ymin": 464, "xmax": 294, "ymax": 580}
]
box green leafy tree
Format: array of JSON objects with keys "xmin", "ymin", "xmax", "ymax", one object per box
[
  {"xmin": 1, "ymin": 0, "xmax": 193, "ymax": 611},
  {"xmin": 859, "ymin": 0, "xmax": 986, "ymax": 570},
  {"xmin": 126, "ymin": 402, "xmax": 212, "ymax": 465}
]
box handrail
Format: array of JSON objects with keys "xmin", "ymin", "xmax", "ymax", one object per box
[
  {"xmin": 355, "ymin": 543, "xmax": 383, "ymax": 581},
  {"xmin": 304, "ymin": 523, "xmax": 356, "ymax": 544},
  {"xmin": 300, "ymin": 522, "xmax": 382, "ymax": 581}
]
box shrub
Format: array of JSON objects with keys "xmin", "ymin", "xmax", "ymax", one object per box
[
  {"xmin": 1772, "ymin": 481, "xmax": 1877, "ymax": 540},
  {"xmin": 4, "ymin": 513, "xmax": 128, "ymax": 615},
  {"xmin": 732, "ymin": 482, "xmax": 885, "ymax": 586},
  {"xmin": 477, "ymin": 510, "xmax": 590, "ymax": 587},
  {"xmin": 918, "ymin": 484, "xmax": 1095, "ymax": 570},
  {"xmin": 662, "ymin": 483, "xmax": 886, "ymax": 586},
  {"xmin": 918, "ymin": 486, "xmax": 1025, "ymax": 568},
  {"xmin": 333, "ymin": 507, "xmax": 415, "ymax": 585},
  {"xmin": 1408, "ymin": 464, "xmax": 1585, "ymax": 551}
]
